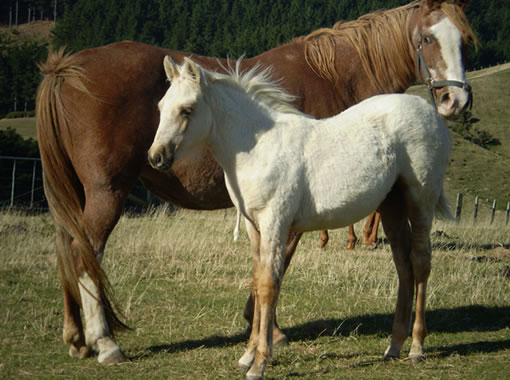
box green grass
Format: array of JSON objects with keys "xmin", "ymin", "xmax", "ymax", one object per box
[{"xmin": 1, "ymin": 208, "xmax": 509, "ymax": 379}]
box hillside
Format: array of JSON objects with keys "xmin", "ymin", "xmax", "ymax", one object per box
[
  {"xmin": 0, "ymin": 20, "xmax": 54, "ymax": 47},
  {"xmin": 406, "ymin": 65, "xmax": 510, "ymax": 210}
]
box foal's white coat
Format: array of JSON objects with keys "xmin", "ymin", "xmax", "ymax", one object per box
[{"xmin": 149, "ymin": 57, "xmax": 451, "ymax": 379}]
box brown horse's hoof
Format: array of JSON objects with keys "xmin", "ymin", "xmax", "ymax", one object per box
[{"xmin": 69, "ymin": 344, "xmax": 90, "ymax": 359}]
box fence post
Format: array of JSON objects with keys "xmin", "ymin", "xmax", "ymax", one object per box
[
  {"xmin": 506, "ymin": 202, "xmax": 510, "ymax": 226},
  {"xmin": 473, "ymin": 196, "xmax": 479, "ymax": 225},
  {"xmin": 10, "ymin": 159, "xmax": 17, "ymax": 208},
  {"xmin": 490, "ymin": 200, "xmax": 497, "ymax": 225},
  {"xmin": 30, "ymin": 160, "xmax": 37, "ymax": 208},
  {"xmin": 455, "ymin": 193, "xmax": 463, "ymax": 223}
]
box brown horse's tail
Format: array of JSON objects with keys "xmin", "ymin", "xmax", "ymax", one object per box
[{"xmin": 36, "ymin": 49, "xmax": 129, "ymax": 335}]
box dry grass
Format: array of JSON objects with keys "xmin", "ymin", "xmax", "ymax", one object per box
[{"xmin": 0, "ymin": 208, "xmax": 509, "ymax": 379}]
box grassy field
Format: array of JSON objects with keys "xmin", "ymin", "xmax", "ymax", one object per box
[
  {"xmin": 1, "ymin": 208, "xmax": 509, "ymax": 379},
  {"xmin": 0, "ymin": 117, "xmax": 37, "ymax": 140}
]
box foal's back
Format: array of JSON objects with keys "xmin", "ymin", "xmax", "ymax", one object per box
[{"xmin": 288, "ymin": 94, "xmax": 448, "ymax": 232}]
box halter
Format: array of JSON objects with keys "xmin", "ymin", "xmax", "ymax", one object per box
[{"xmin": 416, "ymin": 33, "xmax": 472, "ymax": 110}]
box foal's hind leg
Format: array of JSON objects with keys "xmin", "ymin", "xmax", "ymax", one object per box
[
  {"xmin": 406, "ymin": 201, "xmax": 434, "ymax": 362},
  {"xmin": 378, "ymin": 191, "xmax": 414, "ymax": 360}
]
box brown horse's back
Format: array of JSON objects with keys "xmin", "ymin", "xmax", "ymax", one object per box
[{"xmin": 63, "ymin": 41, "xmax": 233, "ymax": 209}]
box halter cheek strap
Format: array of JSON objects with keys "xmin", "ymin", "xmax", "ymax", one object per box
[{"xmin": 416, "ymin": 34, "xmax": 473, "ymax": 110}]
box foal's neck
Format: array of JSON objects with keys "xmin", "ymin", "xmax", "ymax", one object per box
[{"xmin": 205, "ymin": 83, "xmax": 279, "ymax": 169}]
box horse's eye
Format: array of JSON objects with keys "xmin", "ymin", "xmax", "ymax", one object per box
[
  {"xmin": 180, "ymin": 107, "xmax": 193, "ymax": 118},
  {"xmin": 423, "ymin": 35, "xmax": 434, "ymax": 44}
]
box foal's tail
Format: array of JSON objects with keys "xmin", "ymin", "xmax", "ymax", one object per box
[
  {"xmin": 36, "ymin": 49, "xmax": 128, "ymax": 334},
  {"xmin": 435, "ymin": 189, "xmax": 454, "ymax": 221}
]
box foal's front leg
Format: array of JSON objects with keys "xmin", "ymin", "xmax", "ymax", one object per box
[{"xmin": 239, "ymin": 224, "xmax": 286, "ymax": 380}]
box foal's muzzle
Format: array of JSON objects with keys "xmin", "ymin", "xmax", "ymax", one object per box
[{"xmin": 148, "ymin": 144, "xmax": 175, "ymax": 171}]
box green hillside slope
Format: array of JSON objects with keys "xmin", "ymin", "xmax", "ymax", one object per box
[{"xmin": 407, "ymin": 65, "xmax": 510, "ymax": 211}]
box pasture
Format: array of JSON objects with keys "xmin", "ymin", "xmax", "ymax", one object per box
[{"xmin": 1, "ymin": 207, "xmax": 509, "ymax": 379}]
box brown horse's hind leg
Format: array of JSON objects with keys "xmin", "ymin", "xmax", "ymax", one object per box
[
  {"xmin": 77, "ymin": 188, "xmax": 131, "ymax": 364},
  {"xmin": 57, "ymin": 226, "xmax": 89, "ymax": 359},
  {"xmin": 55, "ymin": 227, "xmax": 89, "ymax": 358},
  {"xmin": 243, "ymin": 231, "xmax": 302, "ymax": 347},
  {"xmin": 361, "ymin": 211, "xmax": 380, "ymax": 247},
  {"xmin": 379, "ymin": 188, "xmax": 414, "ymax": 360}
]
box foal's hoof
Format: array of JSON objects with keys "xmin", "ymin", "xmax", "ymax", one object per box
[
  {"xmin": 383, "ymin": 347, "xmax": 400, "ymax": 361},
  {"xmin": 237, "ymin": 362, "xmax": 250, "ymax": 374},
  {"xmin": 409, "ymin": 353, "xmax": 426, "ymax": 364},
  {"xmin": 246, "ymin": 375, "xmax": 263, "ymax": 380},
  {"xmin": 273, "ymin": 331, "xmax": 289, "ymax": 348}
]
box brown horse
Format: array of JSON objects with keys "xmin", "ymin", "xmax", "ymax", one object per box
[{"xmin": 36, "ymin": 0, "xmax": 475, "ymax": 364}]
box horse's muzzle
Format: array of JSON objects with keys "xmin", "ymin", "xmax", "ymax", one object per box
[
  {"xmin": 148, "ymin": 144, "xmax": 175, "ymax": 171},
  {"xmin": 436, "ymin": 85, "xmax": 472, "ymax": 119}
]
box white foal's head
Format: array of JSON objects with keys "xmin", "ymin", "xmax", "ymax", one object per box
[{"xmin": 148, "ymin": 56, "xmax": 212, "ymax": 170}]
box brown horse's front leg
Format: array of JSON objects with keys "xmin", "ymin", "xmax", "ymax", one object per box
[
  {"xmin": 243, "ymin": 231, "xmax": 303, "ymax": 346},
  {"xmin": 318, "ymin": 230, "xmax": 329, "ymax": 249},
  {"xmin": 347, "ymin": 224, "xmax": 357, "ymax": 250}
]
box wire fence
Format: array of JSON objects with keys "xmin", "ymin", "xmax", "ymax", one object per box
[
  {"xmin": 1, "ymin": 156, "xmax": 509, "ymax": 225},
  {"xmin": 0, "ymin": 155, "xmax": 47, "ymax": 211},
  {"xmin": 0, "ymin": 156, "xmax": 155, "ymax": 212}
]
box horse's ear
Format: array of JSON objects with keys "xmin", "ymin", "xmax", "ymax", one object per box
[
  {"xmin": 164, "ymin": 56, "xmax": 179, "ymax": 81},
  {"xmin": 423, "ymin": 0, "xmax": 441, "ymax": 12},
  {"xmin": 455, "ymin": 0, "xmax": 470, "ymax": 10},
  {"xmin": 424, "ymin": 0, "xmax": 469, "ymax": 11},
  {"xmin": 183, "ymin": 57, "xmax": 201, "ymax": 86}
]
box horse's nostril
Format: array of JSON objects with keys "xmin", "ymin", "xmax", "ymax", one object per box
[
  {"xmin": 439, "ymin": 92, "xmax": 450, "ymax": 105},
  {"xmin": 155, "ymin": 153, "xmax": 163, "ymax": 167},
  {"xmin": 148, "ymin": 150, "xmax": 164, "ymax": 169}
]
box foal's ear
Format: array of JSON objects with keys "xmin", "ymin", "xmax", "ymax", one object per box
[
  {"xmin": 164, "ymin": 56, "xmax": 179, "ymax": 81},
  {"xmin": 183, "ymin": 57, "xmax": 201, "ymax": 86}
]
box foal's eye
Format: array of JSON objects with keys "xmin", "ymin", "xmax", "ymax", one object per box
[{"xmin": 180, "ymin": 107, "xmax": 193, "ymax": 118}]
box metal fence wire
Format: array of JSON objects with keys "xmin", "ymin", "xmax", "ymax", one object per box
[{"xmin": 0, "ymin": 156, "xmax": 47, "ymax": 210}]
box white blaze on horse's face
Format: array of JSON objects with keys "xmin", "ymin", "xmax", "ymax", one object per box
[
  {"xmin": 149, "ymin": 57, "xmax": 211, "ymax": 170},
  {"xmin": 424, "ymin": 15, "xmax": 469, "ymax": 118}
]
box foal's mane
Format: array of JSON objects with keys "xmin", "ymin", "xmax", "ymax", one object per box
[
  {"xmin": 304, "ymin": 0, "xmax": 476, "ymax": 92},
  {"xmin": 207, "ymin": 60, "xmax": 302, "ymax": 115}
]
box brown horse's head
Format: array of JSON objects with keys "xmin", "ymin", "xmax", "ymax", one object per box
[{"xmin": 415, "ymin": 0, "xmax": 477, "ymax": 118}]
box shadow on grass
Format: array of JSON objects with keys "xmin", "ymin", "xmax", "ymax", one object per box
[
  {"xmin": 284, "ymin": 305, "xmax": 510, "ymax": 341},
  {"xmin": 143, "ymin": 305, "xmax": 509, "ymax": 360}
]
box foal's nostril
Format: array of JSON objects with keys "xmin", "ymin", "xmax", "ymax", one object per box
[
  {"xmin": 155, "ymin": 152, "xmax": 164, "ymax": 167},
  {"xmin": 148, "ymin": 150, "xmax": 164, "ymax": 169}
]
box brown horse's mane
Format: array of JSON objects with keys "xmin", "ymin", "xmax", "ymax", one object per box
[{"xmin": 303, "ymin": 0, "xmax": 477, "ymax": 92}]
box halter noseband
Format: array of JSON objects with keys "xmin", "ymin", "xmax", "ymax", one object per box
[{"xmin": 416, "ymin": 33, "xmax": 472, "ymax": 110}]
